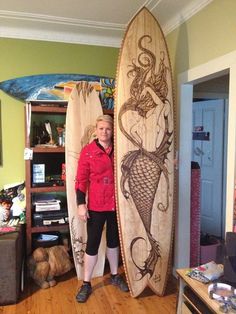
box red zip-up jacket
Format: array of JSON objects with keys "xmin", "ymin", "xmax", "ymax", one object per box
[{"xmin": 75, "ymin": 139, "xmax": 115, "ymax": 212}]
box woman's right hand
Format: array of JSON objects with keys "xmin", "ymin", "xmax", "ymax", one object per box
[{"xmin": 78, "ymin": 204, "xmax": 89, "ymax": 222}]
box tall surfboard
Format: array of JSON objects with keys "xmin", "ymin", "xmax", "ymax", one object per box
[
  {"xmin": 115, "ymin": 8, "xmax": 175, "ymax": 297},
  {"xmin": 65, "ymin": 82, "xmax": 106, "ymax": 279}
]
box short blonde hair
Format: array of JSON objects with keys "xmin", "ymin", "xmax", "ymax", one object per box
[{"xmin": 96, "ymin": 114, "xmax": 113, "ymax": 126}]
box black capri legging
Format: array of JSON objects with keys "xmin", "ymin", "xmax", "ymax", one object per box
[{"xmin": 86, "ymin": 210, "xmax": 119, "ymax": 256}]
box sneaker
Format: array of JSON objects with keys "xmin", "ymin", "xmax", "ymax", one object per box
[
  {"xmin": 76, "ymin": 283, "xmax": 92, "ymax": 303},
  {"xmin": 110, "ymin": 274, "xmax": 129, "ymax": 292}
]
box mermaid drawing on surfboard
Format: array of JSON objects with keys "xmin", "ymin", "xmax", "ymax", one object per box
[{"xmin": 118, "ymin": 34, "xmax": 174, "ymax": 282}]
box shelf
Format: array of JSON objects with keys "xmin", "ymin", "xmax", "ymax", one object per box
[
  {"xmin": 32, "ymin": 146, "xmax": 65, "ymax": 153},
  {"xmin": 25, "ymin": 100, "xmax": 114, "ymax": 254},
  {"xmin": 31, "ymin": 224, "xmax": 69, "ymax": 233},
  {"xmin": 103, "ymin": 109, "xmax": 113, "ymax": 115},
  {"xmin": 30, "ymin": 104, "xmax": 67, "ymax": 113},
  {"xmin": 182, "ymin": 293, "xmax": 202, "ymax": 314},
  {"xmin": 30, "ymin": 185, "xmax": 66, "ymax": 193},
  {"xmin": 25, "ymin": 100, "xmax": 69, "ymax": 255},
  {"xmin": 30, "ymin": 103, "xmax": 111, "ymax": 114},
  {"xmin": 183, "ymin": 284, "xmax": 214, "ymax": 314}
]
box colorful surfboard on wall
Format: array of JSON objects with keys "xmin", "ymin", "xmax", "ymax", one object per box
[
  {"xmin": 0, "ymin": 74, "xmax": 115, "ymax": 110},
  {"xmin": 115, "ymin": 7, "xmax": 175, "ymax": 297}
]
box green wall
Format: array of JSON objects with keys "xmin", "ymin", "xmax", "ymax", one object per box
[
  {"xmin": 1, "ymin": 0, "xmax": 236, "ymax": 189},
  {"xmin": 165, "ymin": 0, "xmax": 236, "ymax": 147},
  {"xmin": 166, "ymin": 0, "xmax": 236, "ymax": 77},
  {"xmin": 0, "ymin": 38, "xmax": 119, "ymax": 188}
]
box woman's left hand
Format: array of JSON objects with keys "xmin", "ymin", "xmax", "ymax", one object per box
[{"xmin": 78, "ymin": 204, "xmax": 89, "ymax": 222}]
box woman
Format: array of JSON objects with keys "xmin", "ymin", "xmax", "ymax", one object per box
[{"xmin": 75, "ymin": 114, "xmax": 128, "ymax": 303}]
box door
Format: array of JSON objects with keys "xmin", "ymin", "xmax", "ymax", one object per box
[{"xmin": 192, "ymin": 99, "xmax": 225, "ymax": 237}]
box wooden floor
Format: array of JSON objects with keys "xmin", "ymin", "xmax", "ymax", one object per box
[{"xmin": 0, "ymin": 267, "xmax": 178, "ymax": 314}]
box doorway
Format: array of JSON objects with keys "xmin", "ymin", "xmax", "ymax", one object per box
[
  {"xmin": 192, "ymin": 99, "xmax": 225, "ymax": 238},
  {"xmin": 193, "ymin": 75, "xmax": 229, "ymax": 241},
  {"xmin": 174, "ymin": 50, "xmax": 236, "ymax": 271}
]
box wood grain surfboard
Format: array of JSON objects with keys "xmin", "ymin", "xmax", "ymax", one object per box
[
  {"xmin": 115, "ymin": 7, "xmax": 175, "ymax": 297},
  {"xmin": 65, "ymin": 82, "xmax": 106, "ymax": 279}
]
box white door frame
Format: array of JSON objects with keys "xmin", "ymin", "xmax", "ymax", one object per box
[{"xmin": 174, "ymin": 50, "xmax": 236, "ymax": 271}]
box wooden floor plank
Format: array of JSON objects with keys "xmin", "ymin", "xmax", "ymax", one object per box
[{"xmin": 0, "ymin": 268, "xmax": 177, "ymax": 314}]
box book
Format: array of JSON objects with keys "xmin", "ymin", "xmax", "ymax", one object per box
[{"xmin": 32, "ymin": 164, "xmax": 45, "ymax": 183}]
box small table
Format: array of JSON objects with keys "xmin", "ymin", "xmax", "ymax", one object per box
[{"xmin": 176, "ymin": 268, "xmax": 234, "ymax": 314}]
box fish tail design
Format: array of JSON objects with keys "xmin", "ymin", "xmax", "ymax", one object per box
[
  {"xmin": 131, "ymin": 233, "xmax": 161, "ymax": 279},
  {"xmin": 125, "ymin": 153, "xmax": 162, "ymax": 278},
  {"xmin": 125, "ymin": 152, "xmax": 162, "ymax": 229}
]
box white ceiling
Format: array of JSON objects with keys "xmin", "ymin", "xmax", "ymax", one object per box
[{"xmin": 0, "ymin": 0, "xmax": 213, "ymax": 47}]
